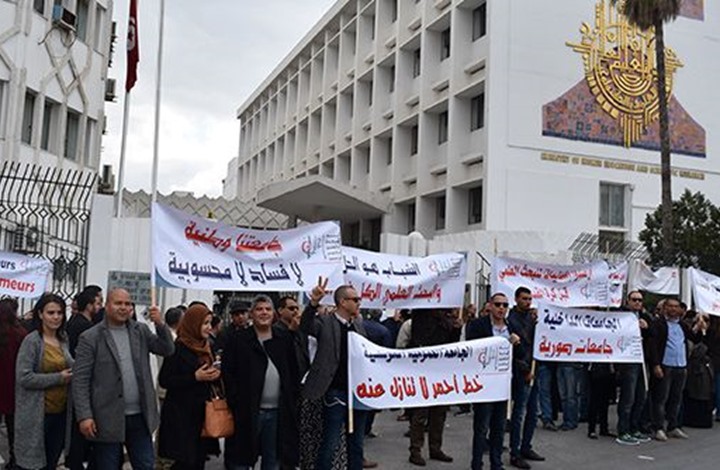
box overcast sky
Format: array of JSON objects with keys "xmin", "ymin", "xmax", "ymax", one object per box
[{"xmin": 102, "ymin": 0, "xmax": 337, "ymax": 198}]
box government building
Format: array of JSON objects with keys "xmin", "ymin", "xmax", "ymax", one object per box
[{"xmin": 224, "ymin": 0, "xmax": 717, "ymax": 271}]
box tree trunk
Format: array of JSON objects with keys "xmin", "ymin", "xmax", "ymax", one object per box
[{"xmin": 654, "ymin": 16, "xmax": 674, "ymax": 265}]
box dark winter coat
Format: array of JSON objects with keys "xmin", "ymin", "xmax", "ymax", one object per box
[
  {"xmin": 0, "ymin": 324, "xmax": 26, "ymax": 414},
  {"xmin": 223, "ymin": 326, "xmax": 300, "ymax": 467},
  {"xmin": 157, "ymin": 342, "xmax": 220, "ymax": 465},
  {"xmin": 647, "ymin": 316, "xmax": 698, "ymax": 369},
  {"xmin": 685, "ymin": 340, "xmax": 715, "ymax": 401}
]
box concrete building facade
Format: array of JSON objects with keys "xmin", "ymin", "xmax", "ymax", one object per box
[
  {"xmin": 227, "ymin": 0, "xmax": 717, "ymax": 260},
  {"xmin": 0, "ymin": 0, "xmax": 114, "ymax": 172}
]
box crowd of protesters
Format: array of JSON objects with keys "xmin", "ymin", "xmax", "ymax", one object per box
[{"xmin": 0, "ymin": 280, "xmax": 719, "ymax": 470}]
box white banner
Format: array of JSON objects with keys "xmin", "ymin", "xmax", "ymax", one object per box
[
  {"xmin": 689, "ymin": 267, "xmax": 720, "ymax": 317},
  {"xmin": 533, "ymin": 304, "xmax": 643, "ymax": 363},
  {"xmin": 343, "ymin": 247, "xmax": 467, "ymax": 309},
  {"xmin": 152, "ymin": 203, "xmax": 345, "ymax": 292},
  {"xmin": 0, "ymin": 251, "xmax": 52, "ymax": 299},
  {"xmin": 349, "ymin": 332, "xmax": 512, "ymax": 409},
  {"xmin": 491, "ymin": 257, "xmax": 627, "ymax": 307},
  {"xmin": 628, "ymin": 260, "xmax": 679, "ymax": 295}
]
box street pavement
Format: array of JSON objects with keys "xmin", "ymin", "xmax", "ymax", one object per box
[{"xmin": 2, "ymin": 406, "xmax": 719, "ymax": 469}]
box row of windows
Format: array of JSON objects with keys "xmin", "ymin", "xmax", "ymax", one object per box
[
  {"xmin": 32, "ymin": 0, "xmax": 106, "ymax": 48},
  {"xmin": 21, "ymin": 90, "xmax": 95, "ymax": 163},
  {"xmin": 406, "ymin": 184, "xmax": 482, "ymax": 233},
  {"xmin": 241, "ymin": 2, "xmax": 487, "ymax": 127}
]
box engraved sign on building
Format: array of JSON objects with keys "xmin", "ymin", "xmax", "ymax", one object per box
[{"xmin": 107, "ymin": 271, "xmax": 152, "ymax": 306}]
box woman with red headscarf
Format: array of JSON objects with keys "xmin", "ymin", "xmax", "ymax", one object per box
[{"xmin": 158, "ymin": 303, "xmax": 221, "ymax": 469}]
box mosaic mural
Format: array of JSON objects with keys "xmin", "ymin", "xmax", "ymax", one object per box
[{"xmin": 542, "ymin": 0, "xmax": 706, "ymax": 157}]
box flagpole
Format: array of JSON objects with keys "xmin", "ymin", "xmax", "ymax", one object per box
[
  {"xmin": 150, "ymin": 0, "xmax": 166, "ymax": 307},
  {"xmin": 115, "ymin": 91, "xmax": 131, "ymax": 217}
]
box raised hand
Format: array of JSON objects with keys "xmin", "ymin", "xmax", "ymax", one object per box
[{"xmin": 310, "ymin": 276, "xmax": 330, "ymax": 306}]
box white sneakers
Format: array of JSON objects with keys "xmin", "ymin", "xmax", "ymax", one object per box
[
  {"xmin": 667, "ymin": 428, "xmax": 689, "ymax": 439},
  {"xmin": 655, "ymin": 428, "xmax": 689, "ymax": 441}
]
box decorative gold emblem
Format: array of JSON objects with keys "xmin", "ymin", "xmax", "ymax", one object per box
[{"xmin": 567, "ymin": 0, "xmax": 683, "ymax": 147}]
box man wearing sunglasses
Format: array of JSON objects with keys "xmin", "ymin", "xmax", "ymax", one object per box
[
  {"xmin": 300, "ymin": 278, "xmax": 377, "ymax": 470},
  {"xmin": 276, "ymin": 295, "xmax": 310, "ymax": 379},
  {"xmin": 615, "ymin": 291, "xmax": 653, "ymax": 445},
  {"xmin": 466, "ymin": 293, "xmax": 521, "ymax": 470}
]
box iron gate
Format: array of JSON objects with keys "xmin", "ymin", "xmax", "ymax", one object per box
[{"xmin": 0, "ymin": 161, "xmax": 96, "ymax": 302}]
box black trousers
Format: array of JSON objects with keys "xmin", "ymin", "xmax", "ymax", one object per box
[
  {"xmin": 2, "ymin": 414, "xmax": 15, "ymax": 466},
  {"xmin": 587, "ymin": 373, "xmax": 612, "ymax": 433}
]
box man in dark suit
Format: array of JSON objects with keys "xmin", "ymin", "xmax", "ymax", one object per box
[
  {"xmin": 300, "ymin": 278, "xmax": 377, "ymax": 470},
  {"xmin": 73, "ymin": 288, "xmax": 175, "ymax": 470},
  {"xmin": 276, "ymin": 295, "xmax": 310, "ymax": 379},
  {"xmin": 466, "ymin": 293, "xmax": 522, "ymax": 470}
]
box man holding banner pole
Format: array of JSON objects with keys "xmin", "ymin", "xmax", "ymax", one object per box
[
  {"xmin": 466, "ymin": 293, "xmax": 522, "ymax": 470},
  {"xmin": 300, "ymin": 278, "xmax": 377, "ymax": 470}
]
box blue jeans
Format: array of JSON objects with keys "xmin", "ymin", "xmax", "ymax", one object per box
[
  {"xmin": 226, "ymin": 409, "xmax": 279, "ymax": 470},
  {"xmin": 93, "ymin": 414, "xmax": 154, "ymax": 470},
  {"xmin": 616, "ymin": 364, "xmax": 646, "ymax": 435},
  {"xmin": 44, "ymin": 411, "xmax": 67, "ymax": 470},
  {"xmin": 557, "ymin": 364, "xmax": 579, "ymax": 429},
  {"xmin": 510, "ymin": 376, "xmax": 538, "ymax": 457},
  {"xmin": 536, "ymin": 363, "xmax": 554, "ymax": 424},
  {"xmin": 472, "ymin": 401, "xmax": 507, "ymax": 470},
  {"xmin": 316, "ymin": 390, "xmax": 368, "ymax": 470}
]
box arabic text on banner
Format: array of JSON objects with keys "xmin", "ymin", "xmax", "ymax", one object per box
[
  {"xmin": 152, "ymin": 203, "xmax": 345, "ymax": 292},
  {"xmin": 491, "ymin": 257, "xmax": 627, "ymax": 307},
  {"xmin": 533, "ymin": 304, "xmax": 643, "ymax": 363},
  {"xmin": 689, "ymin": 267, "xmax": 720, "ymax": 317},
  {"xmin": 349, "ymin": 333, "xmax": 512, "ymax": 409},
  {"xmin": 0, "ymin": 250, "xmax": 52, "ymax": 299},
  {"xmin": 343, "ymin": 247, "xmax": 467, "ymax": 309}
]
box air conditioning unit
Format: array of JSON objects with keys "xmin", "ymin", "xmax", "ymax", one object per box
[
  {"xmin": 52, "ymin": 5, "xmax": 77, "ymax": 32},
  {"xmin": 6, "ymin": 225, "xmax": 42, "ymax": 254},
  {"xmin": 105, "ymin": 78, "xmax": 117, "ymax": 102}
]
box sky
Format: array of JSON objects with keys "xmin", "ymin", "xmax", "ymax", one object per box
[{"xmin": 103, "ymin": 0, "xmax": 337, "ymax": 198}]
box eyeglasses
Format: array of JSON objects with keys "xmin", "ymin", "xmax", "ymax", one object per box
[
  {"xmin": 345, "ymin": 297, "xmax": 361, "ymax": 303},
  {"xmin": 630, "ymin": 298, "xmax": 643, "ymax": 302},
  {"xmin": 493, "ymin": 302, "xmax": 509, "ymax": 308}
]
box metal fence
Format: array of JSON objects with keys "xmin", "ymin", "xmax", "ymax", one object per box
[{"xmin": 0, "ymin": 162, "xmax": 96, "ymax": 304}]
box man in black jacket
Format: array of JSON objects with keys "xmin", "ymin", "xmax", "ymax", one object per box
[
  {"xmin": 467, "ymin": 293, "xmax": 521, "ymax": 470},
  {"xmin": 506, "ymin": 287, "xmax": 544, "ymax": 469}
]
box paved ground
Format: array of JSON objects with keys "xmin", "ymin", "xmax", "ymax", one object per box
[{"xmin": 2, "ymin": 406, "xmax": 719, "ymax": 469}]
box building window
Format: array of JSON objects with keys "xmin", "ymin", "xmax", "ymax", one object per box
[
  {"xmin": 367, "ymin": 80, "xmax": 373, "ymax": 106},
  {"xmin": 390, "ymin": 0, "xmax": 398, "ymax": 23},
  {"xmin": 369, "ymin": 16, "xmax": 375, "ymax": 40},
  {"xmin": 598, "ymin": 230, "xmax": 626, "ymax": 254},
  {"xmin": 410, "ymin": 125, "xmax": 419, "ymax": 155},
  {"xmin": 94, "ymin": 4, "xmax": 106, "ymax": 50},
  {"xmin": 471, "ymin": 93, "xmax": 485, "ymax": 131},
  {"xmin": 33, "ymin": 0, "xmax": 45, "ymax": 15},
  {"xmin": 440, "ymin": 28, "xmax": 451, "ymax": 61},
  {"xmin": 599, "ymin": 183, "xmax": 626, "ymax": 228},
  {"xmin": 387, "ymin": 136, "xmax": 393, "ymax": 165},
  {"xmin": 21, "ymin": 91, "xmax": 36, "ymax": 145},
  {"xmin": 468, "ymin": 185, "xmax": 482, "ymax": 224},
  {"xmin": 0, "ymin": 80, "xmax": 6, "ymax": 139},
  {"xmin": 412, "ymin": 48, "xmax": 421, "ymax": 78},
  {"xmin": 64, "ymin": 110, "xmax": 80, "ymax": 161},
  {"xmin": 41, "ymin": 99, "xmax": 59, "ymax": 152},
  {"xmin": 84, "ymin": 118, "xmax": 96, "ymax": 166},
  {"xmin": 436, "ymin": 196, "xmax": 446, "ymax": 230},
  {"xmin": 438, "ymin": 111, "xmax": 449, "ymax": 144},
  {"xmin": 389, "ymin": 65, "xmax": 395, "ymax": 92},
  {"xmin": 408, "ymin": 202, "xmax": 416, "ymax": 233},
  {"xmin": 472, "ymin": 3, "xmax": 487, "ymax": 41},
  {"xmin": 76, "ymin": 0, "xmax": 90, "ymax": 42}
]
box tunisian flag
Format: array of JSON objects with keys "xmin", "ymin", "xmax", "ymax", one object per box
[{"xmin": 125, "ymin": 0, "xmax": 139, "ymax": 91}]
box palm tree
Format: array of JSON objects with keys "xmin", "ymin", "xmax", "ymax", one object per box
[{"xmin": 611, "ymin": 0, "xmax": 680, "ymax": 265}]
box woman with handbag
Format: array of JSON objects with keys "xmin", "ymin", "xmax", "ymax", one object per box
[
  {"xmin": 158, "ymin": 303, "xmax": 222, "ymax": 469},
  {"xmin": 223, "ymin": 295, "xmax": 300, "ymax": 470}
]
